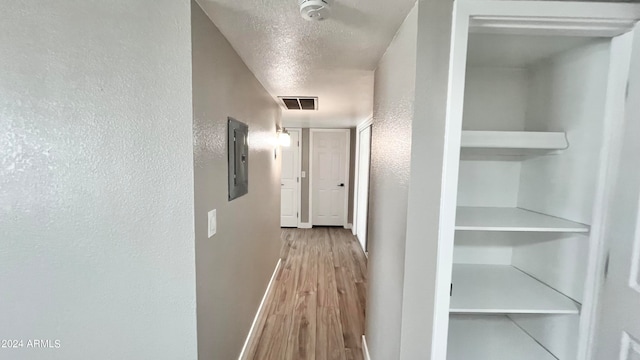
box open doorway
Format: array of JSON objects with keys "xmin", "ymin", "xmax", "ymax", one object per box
[{"xmin": 354, "ymin": 119, "xmax": 372, "ymax": 253}]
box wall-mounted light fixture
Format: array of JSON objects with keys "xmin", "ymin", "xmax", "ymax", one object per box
[{"xmin": 277, "ymin": 127, "xmax": 291, "ymax": 147}]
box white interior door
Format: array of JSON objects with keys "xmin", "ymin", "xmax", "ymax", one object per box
[
  {"xmin": 280, "ymin": 130, "xmax": 300, "ymax": 228},
  {"xmin": 356, "ymin": 125, "xmax": 371, "ymax": 252},
  {"xmin": 311, "ymin": 130, "xmax": 349, "ymax": 226},
  {"xmin": 594, "ymin": 25, "xmax": 640, "ymax": 360}
]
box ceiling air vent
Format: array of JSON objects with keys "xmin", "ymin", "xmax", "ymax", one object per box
[{"xmin": 278, "ymin": 96, "xmax": 318, "ymax": 110}]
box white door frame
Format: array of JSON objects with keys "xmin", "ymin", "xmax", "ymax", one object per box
[
  {"xmin": 431, "ymin": 2, "xmax": 640, "ymax": 360},
  {"xmin": 309, "ymin": 128, "xmax": 351, "ymax": 228},
  {"xmin": 353, "ymin": 117, "xmax": 373, "ymax": 245},
  {"xmin": 279, "ymin": 128, "xmax": 302, "ymax": 228},
  {"xmin": 290, "ymin": 128, "xmax": 302, "ymax": 228}
]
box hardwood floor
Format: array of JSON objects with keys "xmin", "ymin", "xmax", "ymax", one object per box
[{"xmin": 244, "ymin": 227, "xmax": 368, "ymax": 360}]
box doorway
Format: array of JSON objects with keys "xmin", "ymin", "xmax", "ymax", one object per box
[
  {"xmin": 354, "ymin": 121, "xmax": 372, "ymax": 253},
  {"xmin": 310, "ymin": 129, "xmax": 350, "ymax": 227},
  {"xmin": 280, "ymin": 129, "xmax": 301, "ymax": 227}
]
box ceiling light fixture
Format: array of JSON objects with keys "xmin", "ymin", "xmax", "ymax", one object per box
[{"xmin": 299, "ymin": 0, "xmax": 331, "ymax": 21}]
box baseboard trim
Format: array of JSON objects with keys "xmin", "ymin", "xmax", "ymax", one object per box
[
  {"xmin": 238, "ymin": 258, "xmax": 282, "ymax": 360},
  {"xmin": 298, "ymin": 222, "xmax": 312, "ymax": 229},
  {"xmin": 362, "ymin": 335, "xmax": 371, "ymax": 360},
  {"xmin": 345, "ymin": 223, "xmax": 353, "ymax": 230}
]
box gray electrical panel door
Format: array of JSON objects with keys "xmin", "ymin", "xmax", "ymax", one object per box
[{"xmin": 228, "ymin": 117, "xmax": 248, "ymax": 200}]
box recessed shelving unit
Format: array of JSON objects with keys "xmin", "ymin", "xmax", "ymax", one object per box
[
  {"xmin": 448, "ymin": 315, "xmax": 557, "ymax": 360},
  {"xmin": 460, "ymin": 130, "xmax": 569, "ymax": 159},
  {"xmin": 450, "ymin": 264, "xmax": 580, "ymax": 314},
  {"xmin": 455, "ymin": 207, "xmax": 590, "ymax": 233}
]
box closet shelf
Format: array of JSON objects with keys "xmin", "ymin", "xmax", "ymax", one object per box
[
  {"xmin": 461, "ymin": 130, "xmax": 568, "ymax": 159},
  {"xmin": 448, "ymin": 315, "xmax": 557, "ymax": 360},
  {"xmin": 456, "ymin": 207, "xmax": 590, "ymax": 233},
  {"xmin": 450, "ymin": 264, "xmax": 580, "ymax": 314}
]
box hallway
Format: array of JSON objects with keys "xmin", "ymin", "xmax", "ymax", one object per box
[{"xmin": 245, "ymin": 228, "xmax": 368, "ymax": 360}]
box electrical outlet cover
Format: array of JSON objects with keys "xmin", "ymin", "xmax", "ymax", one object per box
[{"xmin": 208, "ymin": 209, "xmax": 217, "ymax": 238}]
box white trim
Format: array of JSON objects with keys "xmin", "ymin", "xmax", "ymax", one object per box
[
  {"xmin": 279, "ymin": 128, "xmax": 302, "ymax": 228},
  {"xmin": 354, "ymin": 123, "xmax": 372, "ymax": 253},
  {"xmin": 427, "ymin": 2, "xmax": 469, "ymax": 360},
  {"xmin": 309, "ymin": 129, "xmax": 351, "ymax": 227},
  {"xmin": 238, "ymin": 259, "xmax": 282, "ymax": 360},
  {"xmin": 344, "ymin": 223, "xmax": 353, "ymax": 230},
  {"xmin": 357, "ymin": 116, "xmax": 373, "ymax": 131},
  {"xmin": 462, "ymin": 0, "xmax": 640, "ymax": 29},
  {"xmin": 298, "ymin": 222, "xmax": 312, "ymax": 229},
  {"xmin": 580, "ymin": 25, "xmax": 638, "ymax": 360},
  {"xmin": 291, "ymin": 128, "xmax": 303, "ymax": 228},
  {"xmin": 362, "ymin": 335, "xmax": 371, "ymax": 360}
]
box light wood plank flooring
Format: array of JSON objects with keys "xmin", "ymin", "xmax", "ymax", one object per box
[{"xmin": 244, "ymin": 227, "xmax": 367, "ymax": 360}]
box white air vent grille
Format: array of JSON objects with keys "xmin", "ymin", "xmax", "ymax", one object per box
[{"xmin": 278, "ymin": 96, "xmax": 318, "ymax": 110}]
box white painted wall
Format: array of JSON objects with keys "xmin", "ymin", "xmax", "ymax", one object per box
[
  {"xmin": 191, "ymin": 2, "xmax": 282, "ymax": 359},
  {"xmin": 463, "ymin": 67, "xmax": 528, "ymax": 131},
  {"xmin": 366, "ymin": 4, "xmax": 418, "ymax": 359},
  {"xmin": 455, "ymin": 67, "xmax": 529, "ymax": 267},
  {"xmin": 514, "ymin": 40, "xmax": 611, "ymax": 301},
  {"xmin": 457, "ymin": 161, "xmax": 521, "ymax": 207},
  {"xmin": 511, "ymin": 40, "xmax": 612, "ymax": 360},
  {"xmin": 0, "ymin": 1, "xmax": 197, "ymax": 358},
  {"xmin": 518, "ymin": 41, "xmax": 611, "ymax": 225},
  {"xmin": 399, "ymin": 0, "xmax": 455, "ymax": 358}
]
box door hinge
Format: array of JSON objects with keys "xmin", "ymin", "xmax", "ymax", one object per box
[
  {"xmin": 604, "ymin": 251, "xmax": 611, "ymax": 279},
  {"xmin": 450, "ymin": 283, "xmax": 453, "ymax": 296},
  {"xmin": 297, "ymin": 212, "xmax": 299, "ymax": 218},
  {"xmin": 297, "ymin": 177, "xmax": 299, "ymax": 183},
  {"xmin": 298, "ymin": 140, "xmax": 300, "ymax": 147}
]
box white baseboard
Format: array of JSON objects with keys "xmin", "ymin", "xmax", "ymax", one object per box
[
  {"xmin": 298, "ymin": 222, "xmax": 312, "ymax": 229},
  {"xmin": 345, "ymin": 223, "xmax": 353, "ymax": 230},
  {"xmin": 352, "ymin": 226, "xmax": 357, "ymax": 236},
  {"xmin": 238, "ymin": 259, "xmax": 282, "ymax": 360},
  {"xmin": 362, "ymin": 335, "xmax": 371, "ymax": 360}
]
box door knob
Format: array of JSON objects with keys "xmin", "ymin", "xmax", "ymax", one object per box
[{"xmin": 338, "ymin": 183, "xmax": 345, "ymax": 187}]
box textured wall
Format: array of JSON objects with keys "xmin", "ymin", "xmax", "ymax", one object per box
[
  {"xmin": 191, "ymin": 2, "xmax": 282, "ymax": 359},
  {"xmin": 366, "ymin": 4, "xmax": 418, "ymax": 359},
  {"xmin": 0, "ymin": 1, "xmax": 197, "ymax": 359}
]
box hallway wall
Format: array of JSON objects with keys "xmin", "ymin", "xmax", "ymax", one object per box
[
  {"xmin": 366, "ymin": 3, "xmax": 418, "ymax": 359},
  {"xmin": 0, "ymin": 0, "xmax": 197, "ymax": 358},
  {"xmin": 191, "ymin": 2, "xmax": 282, "ymax": 359}
]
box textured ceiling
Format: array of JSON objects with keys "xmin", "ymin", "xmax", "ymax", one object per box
[{"xmin": 197, "ymin": 0, "xmax": 417, "ymax": 128}]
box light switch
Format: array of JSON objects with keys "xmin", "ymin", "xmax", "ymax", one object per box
[
  {"xmin": 301, "ymin": 171, "xmax": 306, "ymax": 178},
  {"xmin": 208, "ymin": 209, "xmax": 217, "ymax": 238}
]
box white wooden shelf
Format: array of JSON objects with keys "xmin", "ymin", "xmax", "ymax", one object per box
[
  {"xmin": 461, "ymin": 130, "xmax": 568, "ymax": 159},
  {"xmin": 455, "ymin": 207, "xmax": 590, "ymax": 233},
  {"xmin": 448, "ymin": 315, "xmax": 557, "ymax": 360},
  {"xmin": 450, "ymin": 264, "xmax": 579, "ymax": 314}
]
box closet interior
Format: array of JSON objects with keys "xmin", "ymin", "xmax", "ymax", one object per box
[{"xmin": 447, "ymin": 31, "xmax": 613, "ymax": 360}]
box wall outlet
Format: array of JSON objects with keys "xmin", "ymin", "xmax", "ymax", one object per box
[
  {"xmin": 301, "ymin": 171, "xmax": 306, "ymax": 178},
  {"xmin": 208, "ymin": 209, "xmax": 217, "ymax": 238}
]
